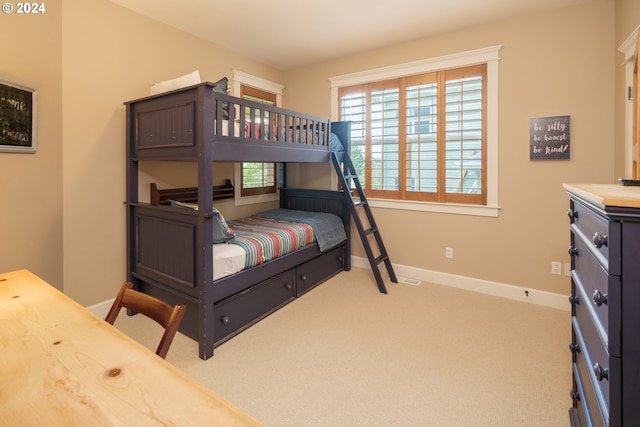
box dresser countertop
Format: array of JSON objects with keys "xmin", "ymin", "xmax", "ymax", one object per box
[{"xmin": 563, "ymin": 183, "xmax": 640, "ymax": 209}]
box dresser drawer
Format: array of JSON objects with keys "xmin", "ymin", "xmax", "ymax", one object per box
[
  {"xmin": 569, "ymin": 199, "xmax": 621, "ymax": 275},
  {"xmin": 214, "ymin": 270, "xmax": 295, "ymax": 345},
  {"xmin": 572, "ymin": 318, "xmax": 608, "ymax": 426},
  {"xmin": 571, "ymin": 361, "xmax": 605, "ymax": 427},
  {"xmin": 571, "ymin": 241, "xmax": 621, "ymax": 357},
  {"xmin": 296, "ymin": 246, "xmax": 345, "ymax": 296},
  {"xmin": 572, "ymin": 314, "xmax": 624, "ymax": 426}
]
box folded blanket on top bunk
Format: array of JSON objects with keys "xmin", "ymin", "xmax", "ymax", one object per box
[{"xmin": 329, "ymin": 132, "xmax": 344, "ymax": 152}]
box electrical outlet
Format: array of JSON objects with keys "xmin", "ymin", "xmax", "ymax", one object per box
[
  {"xmin": 564, "ymin": 263, "xmax": 572, "ymax": 276},
  {"xmin": 551, "ymin": 261, "xmax": 562, "ymax": 275},
  {"xmin": 445, "ymin": 247, "xmax": 453, "ymax": 259}
]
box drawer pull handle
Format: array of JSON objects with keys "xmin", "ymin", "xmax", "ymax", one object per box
[
  {"xmin": 300, "ymin": 275, "xmax": 307, "ymax": 281},
  {"xmin": 221, "ymin": 316, "xmax": 230, "ymax": 325},
  {"xmin": 593, "ymin": 363, "xmax": 609, "ymax": 381},
  {"xmin": 568, "ymin": 294, "xmax": 580, "ymax": 305},
  {"xmin": 285, "ymin": 282, "xmax": 292, "ymax": 290},
  {"xmin": 592, "ymin": 232, "xmax": 608, "ymax": 248},
  {"xmin": 592, "ymin": 290, "xmax": 608, "ymax": 307},
  {"xmin": 568, "ymin": 342, "xmax": 581, "ymax": 353},
  {"xmin": 567, "ymin": 246, "xmax": 579, "ymax": 257},
  {"xmin": 567, "ymin": 209, "xmax": 578, "ymax": 221},
  {"xmin": 337, "ymin": 256, "xmax": 343, "ymax": 262}
]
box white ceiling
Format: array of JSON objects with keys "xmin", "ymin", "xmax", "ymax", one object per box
[{"xmin": 110, "ymin": 0, "xmax": 593, "ymax": 71}]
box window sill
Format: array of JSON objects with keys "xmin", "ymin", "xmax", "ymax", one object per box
[{"xmin": 368, "ymin": 198, "xmax": 500, "ymax": 217}]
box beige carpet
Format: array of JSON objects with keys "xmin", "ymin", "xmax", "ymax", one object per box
[{"xmin": 114, "ymin": 267, "xmax": 571, "ymax": 427}]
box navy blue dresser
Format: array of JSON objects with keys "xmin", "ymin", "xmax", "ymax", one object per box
[{"xmin": 565, "ymin": 183, "xmax": 640, "ymax": 427}]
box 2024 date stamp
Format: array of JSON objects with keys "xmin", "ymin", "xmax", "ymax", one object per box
[{"xmin": 2, "ymin": 2, "xmax": 46, "ymax": 14}]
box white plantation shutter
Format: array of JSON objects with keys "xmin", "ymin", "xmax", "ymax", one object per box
[
  {"xmin": 339, "ymin": 86, "xmax": 367, "ymax": 187},
  {"xmin": 339, "ymin": 64, "xmax": 486, "ymax": 205},
  {"xmin": 369, "ymin": 82, "xmax": 400, "ymax": 192},
  {"xmin": 405, "ymin": 73, "xmax": 438, "ymax": 195},
  {"xmin": 445, "ymin": 66, "xmax": 485, "ymax": 201}
]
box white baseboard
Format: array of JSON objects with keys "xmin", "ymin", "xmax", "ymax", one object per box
[
  {"xmin": 87, "ymin": 260, "xmax": 569, "ymax": 314},
  {"xmin": 351, "ymin": 256, "xmax": 569, "ymax": 311}
]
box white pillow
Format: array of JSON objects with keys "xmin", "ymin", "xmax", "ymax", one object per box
[{"xmin": 150, "ymin": 70, "xmax": 201, "ymax": 95}]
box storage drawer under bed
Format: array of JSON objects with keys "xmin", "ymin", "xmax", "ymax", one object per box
[
  {"xmin": 214, "ymin": 270, "xmax": 295, "ymax": 345},
  {"xmin": 296, "ymin": 246, "xmax": 345, "ymax": 296}
]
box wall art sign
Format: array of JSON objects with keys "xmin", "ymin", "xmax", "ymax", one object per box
[
  {"xmin": 0, "ymin": 80, "xmax": 37, "ymax": 153},
  {"xmin": 530, "ymin": 115, "xmax": 570, "ymax": 160}
]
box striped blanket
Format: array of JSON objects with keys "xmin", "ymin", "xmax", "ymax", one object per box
[{"xmin": 228, "ymin": 216, "xmax": 316, "ymax": 269}]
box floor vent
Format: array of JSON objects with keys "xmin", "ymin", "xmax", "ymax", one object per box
[{"xmin": 397, "ymin": 277, "xmax": 421, "ymax": 286}]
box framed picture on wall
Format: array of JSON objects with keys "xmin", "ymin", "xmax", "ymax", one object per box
[
  {"xmin": 529, "ymin": 115, "xmax": 570, "ymax": 160},
  {"xmin": 0, "ymin": 80, "xmax": 37, "ymax": 153}
]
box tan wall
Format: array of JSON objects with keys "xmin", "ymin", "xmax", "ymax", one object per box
[
  {"xmin": 616, "ymin": 0, "xmax": 640, "ymax": 46},
  {"xmin": 284, "ymin": 0, "xmax": 617, "ymax": 295},
  {"xmin": 0, "ymin": 7, "xmax": 63, "ymax": 288}
]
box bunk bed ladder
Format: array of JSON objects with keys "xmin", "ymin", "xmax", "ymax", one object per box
[{"xmin": 331, "ymin": 151, "xmax": 397, "ymax": 294}]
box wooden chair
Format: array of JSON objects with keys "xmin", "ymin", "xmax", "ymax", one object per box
[{"xmin": 105, "ymin": 282, "xmax": 186, "ymax": 359}]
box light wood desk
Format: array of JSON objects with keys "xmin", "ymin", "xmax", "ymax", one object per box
[{"xmin": 0, "ymin": 269, "xmax": 263, "ymax": 427}]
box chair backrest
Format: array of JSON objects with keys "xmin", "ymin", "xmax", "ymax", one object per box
[{"xmin": 105, "ymin": 282, "xmax": 186, "ymax": 359}]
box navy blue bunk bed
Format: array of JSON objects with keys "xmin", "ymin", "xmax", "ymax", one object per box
[{"xmin": 125, "ymin": 82, "xmax": 352, "ymax": 359}]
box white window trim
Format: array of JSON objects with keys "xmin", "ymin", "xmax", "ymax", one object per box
[
  {"xmin": 618, "ymin": 26, "xmax": 639, "ymax": 178},
  {"xmin": 232, "ymin": 70, "xmax": 284, "ymax": 206},
  {"xmin": 329, "ymin": 45, "xmax": 502, "ymax": 217}
]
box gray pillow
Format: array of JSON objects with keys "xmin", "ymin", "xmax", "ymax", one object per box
[
  {"xmin": 212, "ymin": 207, "xmax": 235, "ymax": 244},
  {"xmin": 212, "ymin": 77, "xmax": 229, "ymax": 120},
  {"xmin": 168, "ymin": 200, "xmax": 235, "ymax": 244}
]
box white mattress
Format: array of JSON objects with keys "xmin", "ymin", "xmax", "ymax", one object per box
[{"xmin": 213, "ymin": 243, "xmax": 246, "ymax": 280}]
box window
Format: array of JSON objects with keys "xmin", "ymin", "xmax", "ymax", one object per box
[
  {"xmin": 340, "ymin": 65, "xmax": 486, "ymax": 205},
  {"xmin": 231, "ymin": 71, "xmax": 284, "ymax": 205},
  {"xmin": 241, "ymin": 161, "xmax": 277, "ymax": 196},
  {"xmin": 330, "ymin": 46, "xmax": 501, "ymax": 217}
]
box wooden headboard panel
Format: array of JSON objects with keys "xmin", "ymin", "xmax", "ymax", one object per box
[{"xmin": 150, "ymin": 180, "xmax": 234, "ymax": 205}]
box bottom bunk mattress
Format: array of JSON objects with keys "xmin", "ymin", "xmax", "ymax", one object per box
[{"xmin": 213, "ymin": 208, "xmax": 346, "ymax": 280}]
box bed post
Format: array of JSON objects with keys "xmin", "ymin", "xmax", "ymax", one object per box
[
  {"xmin": 197, "ymin": 84, "xmax": 216, "ymax": 359},
  {"xmin": 125, "ymin": 101, "xmax": 138, "ymax": 289}
]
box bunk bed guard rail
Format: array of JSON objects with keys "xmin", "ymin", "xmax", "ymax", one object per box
[{"xmin": 125, "ymin": 82, "xmax": 332, "ymax": 163}]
